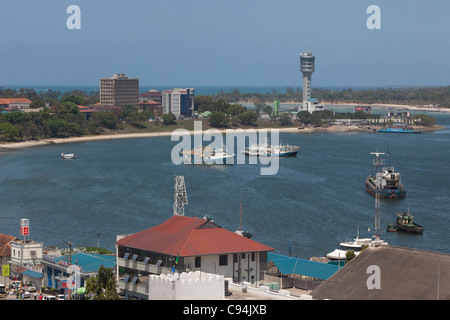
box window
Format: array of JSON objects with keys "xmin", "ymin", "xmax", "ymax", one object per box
[
  {"xmin": 195, "ymin": 256, "xmax": 201, "ymax": 268},
  {"xmin": 219, "ymin": 255, "xmax": 228, "ymax": 266}
]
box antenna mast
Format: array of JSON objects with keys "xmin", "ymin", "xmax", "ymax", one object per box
[
  {"xmin": 374, "ymin": 174, "xmax": 381, "ymax": 242},
  {"xmin": 173, "ymin": 175, "xmax": 188, "ymax": 216},
  {"xmin": 370, "ymin": 150, "xmax": 385, "ymax": 175}
]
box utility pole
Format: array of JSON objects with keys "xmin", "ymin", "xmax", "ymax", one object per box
[
  {"xmin": 97, "ymin": 233, "xmax": 101, "ymax": 248},
  {"xmin": 65, "ymin": 241, "xmax": 72, "ymax": 300}
]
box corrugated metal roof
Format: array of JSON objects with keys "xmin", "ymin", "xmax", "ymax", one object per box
[
  {"xmin": 268, "ymin": 253, "xmax": 339, "ymax": 280},
  {"xmin": 116, "ymin": 215, "xmax": 273, "ymax": 256},
  {"xmin": 54, "ymin": 252, "xmax": 116, "ymax": 273},
  {"xmin": 311, "ymin": 245, "xmax": 450, "ymax": 300},
  {"xmin": 22, "ymin": 269, "xmax": 43, "ymax": 279}
]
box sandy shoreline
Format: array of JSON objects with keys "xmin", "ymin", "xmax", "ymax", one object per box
[{"xmin": 0, "ymin": 125, "xmax": 375, "ymax": 151}]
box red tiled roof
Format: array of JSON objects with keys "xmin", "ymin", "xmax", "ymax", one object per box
[
  {"xmin": 115, "ymin": 215, "xmax": 273, "ymax": 257},
  {"xmin": 0, "ymin": 98, "xmax": 32, "ymax": 104},
  {"xmin": 0, "ymin": 234, "xmax": 17, "ymax": 257}
]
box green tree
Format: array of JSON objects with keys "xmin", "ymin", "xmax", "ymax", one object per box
[
  {"xmin": 194, "ymin": 95, "xmax": 214, "ymax": 112},
  {"xmin": 47, "ymin": 118, "xmax": 69, "ymax": 137},
  {"xmin": 278, "ymin": 113, "xmax": 292, "ymax": 126},
  {"xmin": 296, "ymin": 111, "xmax": 311, "ymax": 125},
  {"xmin": 0, "ymin": 122, "xmax": 20, "ymax": 141},
  {"xmin": 345, "ymin": 250, "xmax": 356, "ymax": 262},
  {"xmin": 263, "ymin": 105, "xmax": 273, "ymax": 117},
  {"xmin": 209, "ymin": 111, "xmax": 229, "ymax": 127},
  {"xmin": 90, "ymin": 112, "xmax": 120, "ymax": 130},
  {"xmin": 85, "ymin": 265, "xmax": 120, "ymax": 300},
  {"xmin": 413, "ymin": 113, "xmax": 436, "ymax": 126},
  {"xmin": 162, "ymin": 113, "xmax": 176, "ymax": 125},
  {"xmin": 238, "ymin": 111, "xmax": 258, "ymax": 126}
]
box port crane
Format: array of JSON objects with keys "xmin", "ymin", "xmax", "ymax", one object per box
[{"xmin": 173, "ymin": 175, "xmax": 188, "ymax": 216}]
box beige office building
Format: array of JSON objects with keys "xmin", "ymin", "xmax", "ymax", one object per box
[{"xmin": 100, "ymin": 73, "xmax": 139, "ymax": 106}]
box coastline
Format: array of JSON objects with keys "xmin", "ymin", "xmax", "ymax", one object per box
[
  {"xmin": 0, "ymin": 124, "xmax": 416, "ymax": 151},
  {"xmin": 0, "ymin": 102, "xmax": 446, "ymax": 152}
]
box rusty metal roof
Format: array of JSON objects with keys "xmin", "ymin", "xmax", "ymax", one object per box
[
  {"xmin": 115, "ymin": 215, "xmax": 273, "ymax": 257},
  {"xmin": 311, "ymin": 245, "xmax": 450, "ymax": 300}
]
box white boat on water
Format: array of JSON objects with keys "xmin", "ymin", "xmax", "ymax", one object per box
[
  {"xmin": 183, "ymin": 146, "xmax": 235, "ymax": 165},
  {"xmin": 326, "ymin": 236, "xmax": 372, "ymax": 260},
  {"xmin": 326, "ymin": 235, "xmax": 387, "ymax": 260},
  {"xmin": 61, "ymin": 153, "xmax": 77, "ymax": 159},
  {"xmin": 242, "ymin": 141, "xmax": 299, "ymax": 157}
]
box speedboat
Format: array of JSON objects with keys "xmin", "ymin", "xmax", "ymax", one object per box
[{"xmin": 61, "ymin": 153, "xmax": 77, "ymax": 159}]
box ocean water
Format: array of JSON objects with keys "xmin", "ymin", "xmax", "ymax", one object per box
[
  {"xmin": 0, "ymin": 111, "xmax": 449, "ymax": 259},
  {"xmin": 2, "ymin": 85, "xmax": 379, "ymax": 97}
]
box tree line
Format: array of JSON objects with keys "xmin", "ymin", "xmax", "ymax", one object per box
[
  {"xmin": 212, "ymin": 86, "xmax": 450, "ymax": 108},
  {"xmin": 0, "ymin": 88, "xmax": 155, "ymax": 141}
]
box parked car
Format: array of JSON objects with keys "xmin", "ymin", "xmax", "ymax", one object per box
[
  {"xmin": 22, "ymin": 291, "xmax": 31, "ymax": 298},
  {"xmin": 43, "ymin": 295, "xmax": 57, "ymax": 300},
  {"xmin": 27, "ymin": 286, "xmax": 37, "ymax": 292},
  {"xmin": 56, "ymin": 294, "xmax": 66, "ymax": 300}
]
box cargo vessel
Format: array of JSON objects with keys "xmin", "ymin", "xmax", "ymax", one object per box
[{"xmin": 365, "ymin": 151, "xmax": 406, "ymax": 199}]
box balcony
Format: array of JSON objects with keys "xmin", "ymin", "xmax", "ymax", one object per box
[{"xmin": 117, "ymin": 257, "xmax": 171, "ymax": 274}]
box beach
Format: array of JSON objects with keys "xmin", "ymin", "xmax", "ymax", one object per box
[{"xmin": 0, "ymin": 125, "xmax": 389, "ymax": 151}]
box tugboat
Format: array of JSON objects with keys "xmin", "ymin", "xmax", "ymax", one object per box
[
  {"xmin": 395, "ymin": 211, "xmax": 423, "ymax": 234},
  {"xmin": 365, "ymin": 151, "xmax": 406, "ymax": 199}
]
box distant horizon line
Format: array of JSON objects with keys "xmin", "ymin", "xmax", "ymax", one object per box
[{"xmin": 1, "ymin": 84, "xmax": 447, "ymax": 89}]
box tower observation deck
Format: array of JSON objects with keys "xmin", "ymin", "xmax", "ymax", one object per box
[{"xmin": 300, "ymin": 52, "xmax": 315, "ymax": 103}]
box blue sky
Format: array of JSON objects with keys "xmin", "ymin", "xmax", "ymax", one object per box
[{"xmin": 0, "ymin": 0, "xmax": 449, "ymax": 87}]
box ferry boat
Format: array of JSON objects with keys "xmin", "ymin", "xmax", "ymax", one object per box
[
  {"xmin": 377, "ymin": 127, "xmax": 420, "ymax": 134},
  {"xmin": 183, "ymin": 146, "xmax": 235, "ymax": 165},
  {"xmin": 365, "ymin": 151, "xmax": 406, "ymax": 199},
  {"xmin": 242, "ymin": 141, "xmax": 299, "ymax": 157}
]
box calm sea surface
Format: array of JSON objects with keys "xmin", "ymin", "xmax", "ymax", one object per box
[{"xmin": 1, "ymin": 109, "xmax": 449, "ymax": 259}]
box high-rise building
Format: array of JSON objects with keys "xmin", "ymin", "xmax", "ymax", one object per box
[
  {"xmin": 162, "ymin": 88, "xmax": 195, "ymax": 117},
  {"xmin": 100, "ymin": 73, "xmax": 139, "ymax": 107}
]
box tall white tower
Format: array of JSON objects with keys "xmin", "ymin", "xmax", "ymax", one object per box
[{"xmin": 300, "ymin": 52, "xmax": 315, "ymax": 111}]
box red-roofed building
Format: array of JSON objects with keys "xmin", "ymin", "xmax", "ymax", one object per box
[
  {"xmin": 0, "ymin": 234, "xmax": 17, "ymax": 265},
  {"xmin": 0, "ymin": 98, "xmax": 32, "ymax": 109},
  {"xmin": 115, "ymin": 215, "xmax": 273, "ymax": 299}
]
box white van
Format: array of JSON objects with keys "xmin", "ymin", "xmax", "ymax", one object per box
[
  {"xmin": 56, "ymin": 294, "xmax": 66, "ymax": 300},
  {"xmin": 43, "ymin": 295, "xmax": 57, "ymax": 300}
]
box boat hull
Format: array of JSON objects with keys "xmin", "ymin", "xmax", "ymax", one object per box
[
  {"xmin": 396, "ymin": 224, "xmax": 423, "ymax": 234},
  {"xmin": 184, "ymin": 155, "xmax": 235, "ymax": 165},
  {"xmin": 365, "ymin": 177, "xmax": 406, "ymax": 199},
  {"xmin": 377, "ymin": 128, "xmax": 420, "ymax": 134}
]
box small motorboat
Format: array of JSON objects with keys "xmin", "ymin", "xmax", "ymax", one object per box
[{"xmin": 61, "ymin": 153, "xmax": 77, "ymax": 159}]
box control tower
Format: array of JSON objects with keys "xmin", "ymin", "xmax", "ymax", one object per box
[{"xmin": 300, "ymin": 52, "xmax": 315, "ymax": 103}]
